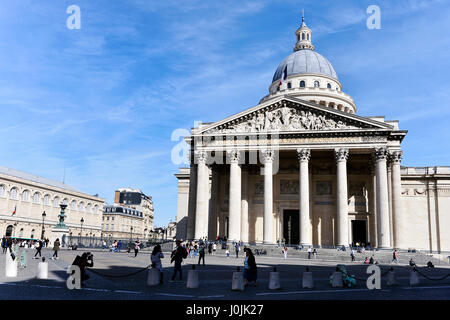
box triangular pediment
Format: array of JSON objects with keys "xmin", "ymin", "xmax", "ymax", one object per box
[{"xmin": 196, "ymin": 96, "xmax": 393, "ymax": 135}]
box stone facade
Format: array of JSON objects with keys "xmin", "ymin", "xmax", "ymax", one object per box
[
  {"xmin": 174, "ymin": 18, "xmax": 450, "ymax": 253},
  {"xmin": 0, "ymin": 166, "xmax": 104, "ymax": 243}
]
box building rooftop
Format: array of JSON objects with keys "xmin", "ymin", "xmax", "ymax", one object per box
[{"xmin": 0, "ymin": 165, "xmax": 84, "ymax": 193}]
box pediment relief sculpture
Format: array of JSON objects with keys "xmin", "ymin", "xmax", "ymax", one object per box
[{"xmin": 205, "ymin": 104, "xmax": 361, "ymax": 134}]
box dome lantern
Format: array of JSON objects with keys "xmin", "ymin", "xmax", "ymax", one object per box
[{"xmin": 294, "ymin": 12, "xmax": 314, "ymax": 51}]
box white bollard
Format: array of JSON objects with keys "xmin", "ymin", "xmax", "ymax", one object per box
[
  {"xmin": 331, "ymin": 272, "xmax": 343, "ymax": 287},
  {"xmin": 387, "ymin": 271, "xmax": 396, "ymax": 286},
  {"xmin": 269, "ymin": 271, "xmax": 281, "ymax": 290},
  {"xmin": 186, "ymin": 269, "xmax": 199, "ymax": 288},
  {"xmin": 410, "ymin": 270, "xmax": 420, "ymax": 286},
  {"xmin": 37, "ymin": 261, "xmax": 48, "ymax": 279},
  {"xmin": 5, "ymin": 251, "xmax": 18, "ymax": 277},
  {"xmin": 147, "ymin": 268, "xmax": 161, "ymax": 286},
  {"xmin": 302, "ymin": 272, "xmax": 314, "ymax": 289},
  {"xmin": 232, "ymin": 271, "xmax": 244, "ymax": 291}
]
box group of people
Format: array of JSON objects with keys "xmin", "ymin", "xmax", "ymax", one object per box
[{"xmin": 148, "ymin": 240, "xmax": 258, "ymax": 286}]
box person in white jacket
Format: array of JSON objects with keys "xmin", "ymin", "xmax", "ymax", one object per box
[{"xmin": 151, "ymin": 244, "xmax": 165, "ymax": 284}]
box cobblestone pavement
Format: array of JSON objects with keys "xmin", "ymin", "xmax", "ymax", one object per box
[{"xmin": 1, "ymin": 248, "xmax": 450, "ymax": 300}]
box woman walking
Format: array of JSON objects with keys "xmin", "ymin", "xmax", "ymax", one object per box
[
  {"xmin": 51, "ymin": 238, "xmax": 60, "ymax": 260},
  {"xmin": 151, "ymin": 244, "xmax": 165, "ymax": 284},
  {"xmin": 243, "ymin": 248, "xmax": 257, "ymax": 287}
]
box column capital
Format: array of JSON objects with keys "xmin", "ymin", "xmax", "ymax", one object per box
[
  {"xmin": 194, "ymin": 150, "xmax": 208, "ymax": 164},
  {"xmin": 374, "ymin": 147, "xmax": 389, "ymax": 162},
  {"xmin": 389, "ymin": 150, "xmax": 403, "ymax": 164},
  {"xmin": 296, "ymin": 148, "xmax": 311, "ymax": 162},
  {"xmin": 261, "ymin": 149, "xmax": 276, "ymax": 163},
  {"xmin": 334, "ymin": 148, "xmax": 349, "ymax": 162},
  {"xmin": 226, "ymin": 149, "xmax": 241, "ymax": 164}
]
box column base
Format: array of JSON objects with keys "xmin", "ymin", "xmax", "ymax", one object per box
[{"xmin": 376, "ymin": 247, "xmax": 393, "ymax": 251}]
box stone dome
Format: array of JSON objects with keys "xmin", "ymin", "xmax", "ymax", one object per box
[{"xmin": 272, "ymin": 49, "xmax": 338, "ymax": 83}]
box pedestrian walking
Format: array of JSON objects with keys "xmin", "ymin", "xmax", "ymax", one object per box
[
  {"xmin": 226, "ymin": 248, "xmax": 230, "ymax": 258},
  {"xmin": 33, "ymin": 239, "xmax": 43, "ymax": 259},
  {"xmin": 212, "ymin": 243, "xmax": 216, "ymax": 255},
  {"xmin": 1, "ymin": 236, "xmax": 7, "ymax": 254},
  {"xmin": 392, "ymin": 250, "xmax": 398, "ymax": 263},
  {"xmin": 208, "ymin": 243, "xmax": 212, "ymax": 255},
  {"xmin": 243, "ymin": 248, "xmax": 257, "ymax": 287},
  {"xmin": 193, "ymin": 244, "xmax": 198, "ymax": 257},
  {"xmin": 134, "ymin": 240, "xmax": 141, "ymax": 257},
  {"xmin": 282, "ymin": 246, "xmax": 288, "ymax": 259},
  {"xmin": 118, "ymin": 240, "xmax": 122, "ymax": 252},
  {"xmin": 235, "ymin": 242, "xmax": 240, "ymax": 258},
  {"xmin": 151, "ymin": 244, "xmax": 165, "ymax": 284},
  {"xmin": 51, "ymin": 238, "xmax": 60, "ymax": 260},
  {"xmin": 307, "ymin": 246, "xmax": 312, "ymax": 259},
  {"xmin": 350, "ymin": 249, "xmax": 355, "ymax": 262},
  {"xmin": 171, "ymin": 240, "xmax": 187, "ymax": 282},
  {"xmin": 198, "ymin": 244, "xmax": 206, "ymax": 265},
  {"xmin": 313, "ymin": 248, "xmax": 317, "ymax": 259}
]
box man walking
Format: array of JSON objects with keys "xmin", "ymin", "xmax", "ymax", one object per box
[
  {"xmin": 307, "ymin": 246, "xmax": 312, "ymax": 259},
  {"xmin": 134, "ymin": 240, "xmax": 141, "ymax": 257},
  {"xmin": 350, "ymin": 248, "xmax": 355, "ymax": 262},
  {"xmin": 198, "ymin": 243, "xmax": 206, "ymax": 265},
  {"xmin": 34, "ymin": 239, "xmax": 43, "ymax": 259},
  {"xmin": 235, "ymin": 242, "xmax": 240, "ymax": 258},
  {"xmin": 171, "ymin": 240, "xmax": 187, "ymax": 282}
]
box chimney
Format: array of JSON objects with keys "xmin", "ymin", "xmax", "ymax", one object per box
[{"xmin": 114, "ymin": 190, "xmax": 121, "ymax": 204}]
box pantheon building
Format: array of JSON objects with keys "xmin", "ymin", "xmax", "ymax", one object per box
[{"xmin": 175, "ymin": 17, "xmax": 450, "ymax": 253}]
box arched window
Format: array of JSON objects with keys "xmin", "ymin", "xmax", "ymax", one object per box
[
  {"xmin": 79, "ymin": 202, "xmax": 84, "ymax": 212},
  {"xmin": 33, "ymin": 192, "xmax": 40, "ymax": 204},
  {"xmin": 307, "ymin": 34, "xmax": 310, "ymax": 40},
  {"xmin": 287, "ymin": 82, "xmax": 291, "ymax": 89},
  {"xmin": 302, "ymin": 33, "xmax": 305, "ymax": 40},
  {"xmin": 19, "ymin": 228, "xmax": 24, "ymax": 238},
  {"xmin": 10, "ymin": 188, "xmax": 18, "ymax": 200},
  {"xmin": 44, "ymin": 195, "xmax": 50, "ymax": 205},
  {"xmin": 71, "ymin": 200, "xmax": 77, "ymax": 210},
  {"xmin": 63, "ymin": 198, "xmax": 68, "ymax": 205},
  {"xmin": 94, "ymin": 205, "xmax": 98, "ymax": 214},
  {"xmin": 5, "ymin": 225, "xmax": 13, "ymax": 237},
  {"xmin": 53, "ymin": 196, "xmax": 60, "ymax": 207},
  {"xmin": 314, "ymin": 81, "xmax": 320, "ymax": 88},
  {"xmin": 86, "ymin": 204, "xmax": 92, "ymax": 213},
  {"xmin": 31, "ymin": 229, "xmax": 35, "ymax": 239},
  {"xmin": 0, "ymin": 185, "xmax": 5, "ymax": 198},
  {"xmin": 22, "ymin": 190, "xmax": 30, "ymax": 201},
  {"xmin": 327, "ymin": 83, "xmax": 332, "ymax": 89},
  {"xmin": 300, "ymin": 80, "xmax": 305, "ymax": 88}
]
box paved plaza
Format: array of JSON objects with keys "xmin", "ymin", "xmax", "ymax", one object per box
[{"xmin": 1, "ymin": 247, "xmax": 450, "ymax": 300}]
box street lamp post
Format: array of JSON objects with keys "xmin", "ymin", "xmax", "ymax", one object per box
[
  {"xmin": 80, "ymin": 217, "xmax": 84, "ymax": 246},
  {"xmin": 41, "ymin": 211, "xmax": 46, "ymax": 240}
]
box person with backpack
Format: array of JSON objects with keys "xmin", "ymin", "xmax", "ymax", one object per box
[
  {"xmin": 171, "ymin": 240, "xmax": 187, "ymax": 282},
  {"xmin": 33, "ymin": 239, "xmax": 43, "ymax": 259},
  {"xmin": 198, "ymin": 243, "xmax": 206, "ymax": 266}
]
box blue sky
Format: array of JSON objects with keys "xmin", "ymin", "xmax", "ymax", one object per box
[{"xmin": 0, "ymin": 0, "xmax": 449, "ymax": 227}]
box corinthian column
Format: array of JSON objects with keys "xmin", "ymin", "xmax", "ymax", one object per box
[
  {"xmin": 241, "ymin": 168, "xmax": 249, "ymax": 243},
  {"xmin": 194, "ymin": 150, "xmax": 209, "ymax": 240},
  {"xmin": 262, "ymin": 149, "xmax": 275, "ymax": 244},
  {"xmin": 335, "ymin": 148, "xmax": 349, "ymax": 247},
  {"xmin": 227, "ymin": 150, "xmax": 241, "ymax": 243},
  {"xmin": 390, "ymin": 150, "xmax": 405, "ymax": 249},
  {"xmin": 297, "ymin": 148, "xmax": 311, "ymax": 246},
  {"xmin": 374, "ymin": 147, "xmax": 391, "ymax": 248}
]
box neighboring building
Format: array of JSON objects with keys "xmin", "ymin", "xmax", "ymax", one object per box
[
  {"xmin": 175, "ymin": 16, "xmax": 450, "ymax": 253},
  {"xmin": 167, "ymin": 220, "xmax": 177, "ymax": 240},
  {"xmin": 102, "ymin": 188, "xmax": 154, "ymax": 239},
  {"xmin": 102, "ymin": 204, "xmax": 144, "ymax": 240},
  {"xmin": 0, "ymin": 166, "xmax": 104, "ymax": 242}
]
